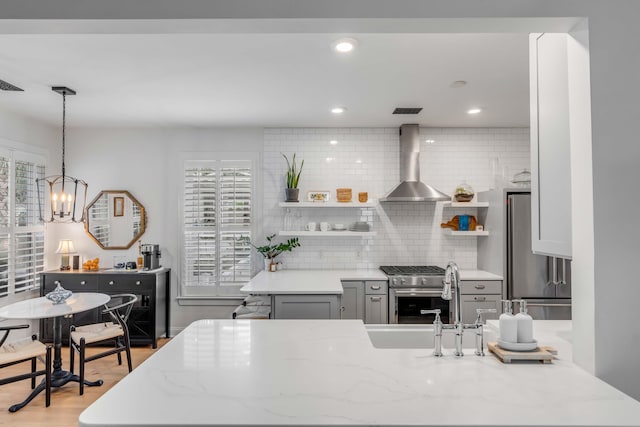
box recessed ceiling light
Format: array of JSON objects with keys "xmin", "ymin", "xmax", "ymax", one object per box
[
  {"xmin": 355, "ymin": 159, "xmax": 363, "ymax": 164},
  {"xmin": 326, "ymin": 157, "xmax": 335, "ymax": 162},
  {"xmin": 332, "ymin": 37, "xmax": 358, "ymax": 53},
  {"xmin": 450, "ymin": 80, "xmax": 467, "ymax": 88},
  {"xmin": 425, "ymin": 139, "xmax": 435, "ymax": 144},
  {"xmin": 329, "ymin": 140, "xmax": 339, "ymax": 145},
  {"xmin": 467, "ymin": 108, "xmax": 482, "ymax": 115},
  {"xmin": 331, "ymin": 106, "xmax": 347, "ymax": 114}
]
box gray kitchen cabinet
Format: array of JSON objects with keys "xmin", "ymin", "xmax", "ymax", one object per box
[
  {"xmin": 341, "ymin": 281, "xmax": 365, "ymax": 320},
  {"xmin": 365, "ymin": 294, "xmax": 388, "ymax": 324},
  {"xmin": 340, "ymin": 280, "xmax": 388, "ymax": 323},
  {"xmin": 272, "ymin": 294, "xmax": 341, "ymax": 319},
  {"xmin": 40, "ymin": 269, "xmax": 170, "ymax": 348},
  {"xmin": 529, "ymin": 33, "xmax": 572, "ymax": 259},
  {"xmin": 364, "ymin": 280, "xmax": 388, "ymax": 324},
  {"xmin": 459, "ymin": 280, "xmax": 501, "ymax": 324}
]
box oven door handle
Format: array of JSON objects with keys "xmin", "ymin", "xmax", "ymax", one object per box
[{"xmin": 392, "ymin": 289, "xmax": 443, "ymax": 296}]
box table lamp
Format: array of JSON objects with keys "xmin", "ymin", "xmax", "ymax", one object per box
[{"xmin": 56, "ymin": 239, "xmax": 76, "ymax": 271}]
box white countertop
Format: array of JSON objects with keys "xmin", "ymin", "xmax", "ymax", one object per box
[
  {"xmin": 459, "ymin": 269, "xmax": 504, "ymax": 280},
  {"xmin": 240, "ymin": 269, "xmax": 388, "ymax": 295},
  {"xmin": 80, "ymin": 319, "xmax": 640, "ymax": 427},
  {"xmin": 241, "ymin": 269, "xmax": 501, "ymax": 295}
]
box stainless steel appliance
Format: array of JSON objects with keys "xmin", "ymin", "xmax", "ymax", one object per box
[
  {"xmin": 379, "ymin": 124, "xmax": 450, "ymax": 202},
  {"xmin": 141, "ymin": 244, "xmax": 162, "ymax": 270},
  {"xmin": 478, "ymin": 189, "xmax": 571, "ymax": 319},
  {"xmin": 380, "ymin": 265, "xmax": 451, "ymax": 324}
]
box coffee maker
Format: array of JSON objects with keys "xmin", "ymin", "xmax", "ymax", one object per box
[{"xmin": 141, "ymin": 244, "xmax": 161, "ymax": 270}]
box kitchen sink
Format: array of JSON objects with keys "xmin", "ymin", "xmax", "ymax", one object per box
[{"xmin": 365, "ymin": 324, "xmax": 497, "ymax": 350}]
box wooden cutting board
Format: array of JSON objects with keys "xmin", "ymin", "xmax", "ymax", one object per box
[{"xmin": 487, "ymin": 341, "xmax": 557, "ymax": 364}]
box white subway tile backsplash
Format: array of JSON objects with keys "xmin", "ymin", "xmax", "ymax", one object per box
[{"xmin": 264, "ymin": 127, "xmax": 529, "ymax": 270}]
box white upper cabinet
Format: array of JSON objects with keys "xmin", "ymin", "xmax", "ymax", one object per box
[{"xmin": 530, "ymin": 33, "xmax": 572, "ymax": 259}]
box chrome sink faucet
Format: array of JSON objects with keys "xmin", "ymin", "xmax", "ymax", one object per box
[
  {"xmin": 472, "ymin": 308, "xmax": 497, "ymax": 356},
  {"xmin": 441, "ymin": 261, "xmax": 464, "ymax": 356},
  {"xmin": 420, "ymin": 309, "xmax": 443, "ymax": 357},
  {"xmin": 423, "ymin": 262, "xmax": 496, "ymax": 357}
]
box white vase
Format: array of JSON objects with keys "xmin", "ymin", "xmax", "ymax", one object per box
[{"xmin": 263, "ymin": 258, "xmax": 270, "ymax": 271}]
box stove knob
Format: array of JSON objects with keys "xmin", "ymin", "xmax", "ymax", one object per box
[
  {"xmin": 401, "ymin": 279, "xmax": 406, "ymax": 285},
  {"xmin": 392, "ymin": 278, "xmax": 398, "ymax": 286},
  {"xmin": 421, "ymin": 278, "xmax": 427, "ymax": 285}
]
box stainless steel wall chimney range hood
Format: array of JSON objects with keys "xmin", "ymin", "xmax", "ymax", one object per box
[{"xmin": 379, "ymin": 124, "xmax": 451, "ymax": 202}]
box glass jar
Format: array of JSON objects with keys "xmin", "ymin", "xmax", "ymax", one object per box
[
  {"xmin": 454, "ymin": 181, "xmax": 475, "ymax": 202},
  {"xmin": 511, "ymin": 169, "xmax": 531, "ymax": 187}
]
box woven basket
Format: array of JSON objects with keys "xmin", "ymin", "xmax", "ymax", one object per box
[{"xmin": 336, "ymin": 188, "xmax": 352, "ymax": 202}]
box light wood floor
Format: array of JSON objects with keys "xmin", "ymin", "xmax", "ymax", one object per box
[{"xmin": 0, "ymin": 339, "xmax": 169, "ymax": 427}]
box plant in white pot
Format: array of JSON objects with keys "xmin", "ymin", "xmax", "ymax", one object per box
[
  {"xmin": 244, "ymin": 234, "xmax": 301, "ymax": 271},
  {"xmin": 282, "ymin": 153, "xmax": 304, "ymax": 202}
]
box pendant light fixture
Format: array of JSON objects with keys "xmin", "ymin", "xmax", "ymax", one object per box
[{"xmin": 36, "ymin": 86, "xmax": 88, "ymax": 223}]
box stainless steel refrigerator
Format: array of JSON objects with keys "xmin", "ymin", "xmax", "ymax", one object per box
[{"xmin": 478, "ymin": 189, "xmax": 571, "ymax": 320}]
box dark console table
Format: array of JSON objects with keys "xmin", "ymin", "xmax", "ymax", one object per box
[{"xmin": 39, "ymin": 268, "xmax": 170, "ymax": 348}]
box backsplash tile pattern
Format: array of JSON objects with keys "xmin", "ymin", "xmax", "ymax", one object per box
[{"xmin": 263, "ymin": 127, "xmax": 529, "ymax": 270}]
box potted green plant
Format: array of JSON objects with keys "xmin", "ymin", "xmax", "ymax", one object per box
[
  {"xmin": 282, "ymin": 153, "xmax": 304, "ymax": 202},
  {"xmin": 244, "ymin": 234, "xmax": 301, "ymax": 271}
]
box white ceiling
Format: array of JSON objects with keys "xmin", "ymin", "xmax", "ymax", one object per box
[{"xmin": 0, "ymin": 33, "xmax": 529, "ymax": 128}]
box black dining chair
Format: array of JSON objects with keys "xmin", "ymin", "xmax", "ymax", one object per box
[
  {"xmin": 0, "ymin": 324, "xmax": 52, "ymax": 411},
  {"xmin": 69, "ymin": 293, "xmax": 138, "ymax": 395}
]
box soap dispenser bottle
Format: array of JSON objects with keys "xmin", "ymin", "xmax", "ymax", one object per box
[
  {"xmin": 515, "ymin": 300, "xmax": 534, "ymax": 343},
  {"xmin": 499, "ymin": 300, "xmax": 517, "ymax": 343}
]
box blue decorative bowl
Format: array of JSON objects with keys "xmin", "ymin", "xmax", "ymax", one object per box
[{"xmin": 46, "ymin": 283, "xmax": 73, "ymax": 304}]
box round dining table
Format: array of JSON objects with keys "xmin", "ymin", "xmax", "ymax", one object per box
[{"xmin": 0, "ymin": 292, "xmax": 110, "ymax": 412}]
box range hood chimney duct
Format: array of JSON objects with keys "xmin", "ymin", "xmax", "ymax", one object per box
[{"xmin": 379, "ymin": 124, "xmax": 451, "ymax": 202}]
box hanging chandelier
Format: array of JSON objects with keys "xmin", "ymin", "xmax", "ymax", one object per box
[{"xmin": 36, "ymin": 86, "xmax": 88, "ymax": 223}]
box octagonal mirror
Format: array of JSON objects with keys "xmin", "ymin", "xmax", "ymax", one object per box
[{"xmin": 84, "ymin": 190, "xmax": 146, "ymax": 250}]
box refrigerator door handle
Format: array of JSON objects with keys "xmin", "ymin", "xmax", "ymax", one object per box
[
  {"xmin": 547, "ymin": 256, "xmax": 560, "ymax": 285},
  {"xmin": 560, "ymin": 258, "xmax": 567, "ymax": 285}
]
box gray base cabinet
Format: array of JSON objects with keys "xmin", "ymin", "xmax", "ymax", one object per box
[
  {"xmin": 341, "ymin": 281, "xmax": 365, "ymax": 320},
  {"xmin": 39, "ymin": 269, "xmax": 170, "ymax": 348},
  {"xmin": 340, "ymin": 280, "xmax": 389, "ymax": 324},
  {"xmin": 364, "ymin": 281, "xmax": 388, "ymax": 324},
  {"xmin": 365, "ymin": 295, "xmax": 388, "ymax": 324},
  {"xmin": 272, "ymin": 294, "xmax": 341, "ymax": 319},
  {"xmin": 459, "ymin": 280, "xmax": 501, "ymax": 324}
]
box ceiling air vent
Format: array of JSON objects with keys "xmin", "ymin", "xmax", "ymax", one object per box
[
  {"xmin": 392, "ymin": 107, "xmax": 422, "ymax": 115},
  {"xmin": 0, "ymin": 79, "xmax": 24, "ymax": 91}
]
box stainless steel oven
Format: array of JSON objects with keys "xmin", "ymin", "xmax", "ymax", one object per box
[{"xmin": 381, "ymin": 266, "xmax": 451, "ymax": 324}]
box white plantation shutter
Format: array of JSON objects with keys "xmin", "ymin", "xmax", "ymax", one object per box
[
  {"xmin": 0, "ymin": 156, "xmax": 8, "ymax": 228},
  {"xmin": 14, "ymin": 231, "xmax": 44, "ymax": 293},
  {"xmin": 88, "ymin": 195, "xmax": 110, "ymax": 247},
  {"xmin": 132, "ymin": 203, "xmax": 142, "ymax": 238},
  {"xmin": 0, "ymin": 147, "xmax": 45, "ymax": 297},
  {"xmin": 0, "ymin": 233, "xmax": 8, "ymax": 297},
  {"xmin": 14, "ymin": 160, "xmax": 44, "ymax": 227},
  {"xmin": 182, "ymin": 160, "xmax": 252, "ymax": 296}
]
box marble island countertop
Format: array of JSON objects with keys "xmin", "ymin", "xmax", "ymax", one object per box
[{"xmin": 80, "ymin": 319, "xmax": 640, "ymax": 427}]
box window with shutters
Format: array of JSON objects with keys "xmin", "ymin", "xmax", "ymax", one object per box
[
  {"xmin": 0, "ymin": 147, "xmax": 45, "ymax": 298},
  {"xmin": 181, "ymin": 160, "xmax": 252, "ymax": 297}
]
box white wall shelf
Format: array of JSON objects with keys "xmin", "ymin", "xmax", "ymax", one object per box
[
  {"xmin": 278, "ymin": 231, "xmax": 377, "ymax": 237},
  {"xmin": 279, "ymin": 201, "xmax": 376, "ymax": 208},
  {"xmin": 442, "ymin": 201, "xmax": 489, "ymax": 208},
  {"xmin": 443, "ymin": 229, "xmax": 489, "ymax": 237}
]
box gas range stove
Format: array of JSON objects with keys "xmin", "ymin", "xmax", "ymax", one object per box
[{"xmin": 379, "ymin": 265, "xmax": 446, "ymax": 288}]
